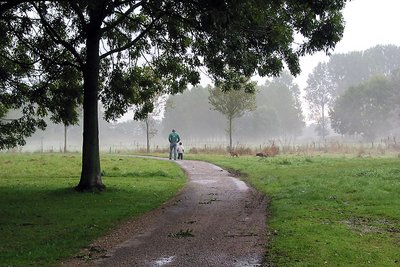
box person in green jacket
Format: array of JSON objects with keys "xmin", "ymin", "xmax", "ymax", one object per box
[{"xmin": 168, "ymin": 129, "xmax": 180, "ymax": 160}]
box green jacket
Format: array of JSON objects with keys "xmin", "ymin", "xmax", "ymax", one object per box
[{"xmin": 168, "ymin": 132, "xmax": 180, "ymax": 143}]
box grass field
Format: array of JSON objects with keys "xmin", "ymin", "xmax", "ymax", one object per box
[
  {"xmin": 183, "ymin": 154, "xmax": 400, "ymax": 266},
  {"xmin": 0, "ymin": 153, "xmax": 186, "ymax": 266},
  {"xmin": 1, "ymin": 152, "xmax": 400, "ymax": 266}
]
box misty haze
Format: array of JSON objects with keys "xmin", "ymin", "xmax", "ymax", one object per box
[
  {"xmin": 15, "ymin": 45, "xmax": 400, "ymax": 156},
  {"xmin": 1, "ymin": 1, "xmax": 400, "ymax": 266}
]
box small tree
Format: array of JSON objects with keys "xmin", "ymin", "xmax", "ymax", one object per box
[
  {"xmin": 140, "ymin": 95, "xmax": 166, "ymax": 153},
  {"xmin": 304, "ymin": 62, "xmax": 336, "ymax": 139},
  {"xmin": 208, "ymin": 75, "xmax": 256, "ymax": 150}
]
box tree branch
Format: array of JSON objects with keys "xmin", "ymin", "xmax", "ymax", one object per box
[
  {"xmin": 31, "ymin": 2, "xmax": 84, "ymax": 68},
  {"xmin": 0, "ymin": 0, "xmax": 26, "ymax": 15},
  {"xmin": 145, "ymin": 1, "xmax": 204, "ymax": 32},
  {"xmin": 100, "ymin": 1, "xmax": 144, "ymax": 34},
  {"xmin": 100, "ymin": 16, "xmax": 161, "ymax": 59},
  {"xmin": 13, "ymin": 31, "xmax": 81, "ymax": 70},
  {"xmin": 0, "ymin": 51, "xmax": 37, "ymax": 69},
  {"xmin": 70, "ymin": 2, "xmax": 87, "ymax": 30}
]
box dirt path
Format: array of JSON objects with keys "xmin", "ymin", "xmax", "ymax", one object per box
[{"xmin": 63, "ymin": 159, "xmax": 267, "ymax": 267}]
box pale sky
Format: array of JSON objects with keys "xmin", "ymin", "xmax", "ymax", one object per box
[{"xmin": 295, "ymin": 0, "xmax": 400, "ymax": 87}]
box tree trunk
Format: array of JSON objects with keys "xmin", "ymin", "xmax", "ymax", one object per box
[
  {"xmin": 228, "ymin": 116, "xmax": 233, "ymax": 151},
  {"xmin": 64, "ymin": 124, "xmax": 67, "ymax": 153},
  {"xmin": 321, "ymin": 104, "xmax": 326, "ymax": 139},
  {"xmin": 146, "ymin": 118, "xmax": 150, "ymax": 153},
  {"xmin": 75, "ymin": 18, "xmax": 105, "ymax": 192}
]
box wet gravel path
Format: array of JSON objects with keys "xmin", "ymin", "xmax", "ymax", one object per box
[{"xmin": 63, "ymin": 159, "xmax": 267, "ymax": 267}]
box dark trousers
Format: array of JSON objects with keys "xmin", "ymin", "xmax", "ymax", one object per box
[
  {"xmin": 178, "ymin": 153, "xmax": 183, "ymax": 160},
  {"xmin": 169, "ymin": 143, "xmax": 177, "ymax": 160}
]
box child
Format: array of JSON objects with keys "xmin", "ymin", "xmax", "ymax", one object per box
[{"xmin": 177, "ymin": 142, "xmax": 184, "ymax": 160}]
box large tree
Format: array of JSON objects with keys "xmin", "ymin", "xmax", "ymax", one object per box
[
  {"xmin": 330, "ymin": 75, "xmax": 398, "ymax": 141},
  {"xmin": 208, "ymin": 75, "xmax": 257, "ymax": 150},
  {"xmin": 255, "ymin": 71, "xmax": 305, "ymax": 138},
  {"xmin": 328, "ymin": 45, "xmax": 400, "ymax": 97},
  {"xmin": 1, "ymin": 1, "xmax": 348, "ymax": 191}
]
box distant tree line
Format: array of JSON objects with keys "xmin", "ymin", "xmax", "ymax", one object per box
[
  {"xmin": 161, "ymin": 71, "xmax": 305, "ymax": 145},
  {"xmin": 6, "ymin": 44, "xmax": 400, "ymax": 152},
  {"xmin": 304, "ymin": 45, "xmax": 400, "ymax": 140},
  {"xmin": 19, "ymin": 109, "xmax": 146, "ymax": 152},
  {"xmin": 330, "ymin": 71, "xmax": 400, "ymax": 141}
]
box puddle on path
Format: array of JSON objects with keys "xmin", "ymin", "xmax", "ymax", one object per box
[
  {"xmin": 150, "ymin": 255, "xmax": 175, "ymax": 266},
  {"xmin": 230, "ymin": 177, "xmax": 249, "ymax": 191},
  {"xmin": 233, "ymin": 255, "xmax": 263, "ymax": 266}
]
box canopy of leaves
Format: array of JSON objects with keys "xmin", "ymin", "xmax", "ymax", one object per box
[
  {"xmin": 255, "ymin": 71, "xmax": 304, "ymax": 137},
  {"xmin": 1, "ymin": 0, "xmax": 348, "ymax": 149},
  {"xmin": 208, "ymin": 78, "xmax": 257, "ymax": 121},
  {"xmin": 305, "ymin": 62, "xmax": 336, "ymax": 119},
  {"xmin": 330, "ymin": 75, "xmax": 399, "ymax": 140},
  {"xmin": 304, "ymin": 62, "xmax": 336, "ymax": 137},
  {"xmin": 328, "ymin": 45, "xmax": 400, "ymax": 97}
]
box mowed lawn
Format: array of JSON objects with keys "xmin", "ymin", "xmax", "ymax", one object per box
[
  {"xmin": 0, "ymin": 153, "xmax": 186, "ymax": 266},
  {"xmin": 187, "ymin": 154, "xmax": 400, "ymax": 267}
]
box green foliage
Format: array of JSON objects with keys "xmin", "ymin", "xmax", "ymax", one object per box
[
  {"xmin": 45, "ymin": 65, "xmax": 82, "ymax": 126},
  {"xmin": 328, "ymin": 45, "xmax": 400, "ymax": 97},
  {"xmin": 208, "ymin": 79, "xmax": 257, "ymax": 121},
  {"xmin": 0, "ymin": 110, "xmax": 46, "ymax": 149},
  {"xmin": 0, "ymin": 9, "xmax": 48, "ymax": 149},
  {"xmin": 1, "ymin": 0, "xmax": 348, "ymax": 150},
  {"xmin": 305, "ymin": 45, "xmax": 400, "ymax": 139},
  {"xmin": 208, "ymin": 76, "xmax": 256, "ymax": 149},
  {"xmin": 330, "ymin": 75, "xmax": 398, "ymax": 140},
  {"xmin": 0, "ymin": 153, "xmax": 186, "ymax": 266},
  {"xmin": 253, "ymin": 71, "xmax": 305, "ymax": 137},
  {"xmin": 192, "ymin": 154, "xmax": 400, "ymax": 267},
  {"xmin": 0, "ymin": 103, "xmax": 6, "ymax": 118},
  {"xmin": 2, "ymin": 0, "xmax": 348, "ymax": 189},
  {"xmin": 304, "ymin": 62, "xmax": 336, "ymax": 138},
  {"xmin": 102, "ymin": 66, "xmax": 166, "ymax": 121}
]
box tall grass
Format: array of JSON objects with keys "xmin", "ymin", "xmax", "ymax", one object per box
[
  {"xmin": 130, "ymin": 138, "xmax": 400, "ymax": 158},
  {"xmin": 188, "ymin": 154, "xmax": 400, "ymax": 267},
  {"xmin": 0, "ymin": 153, "xmax": 185, "ymax": 266}
]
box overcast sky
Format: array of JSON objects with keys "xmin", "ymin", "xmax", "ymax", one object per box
[{"xmin": 294, "ymin": 0, "xmax": 400, "ymax": 87}]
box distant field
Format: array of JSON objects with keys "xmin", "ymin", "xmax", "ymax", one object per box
[
  {"xmin": 186, "ymin": 154, "xmax": 400, "ymax": 267},
  {"xmin": 0, "ymin": 153, "xmax": 186, "ymax": 266}
]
